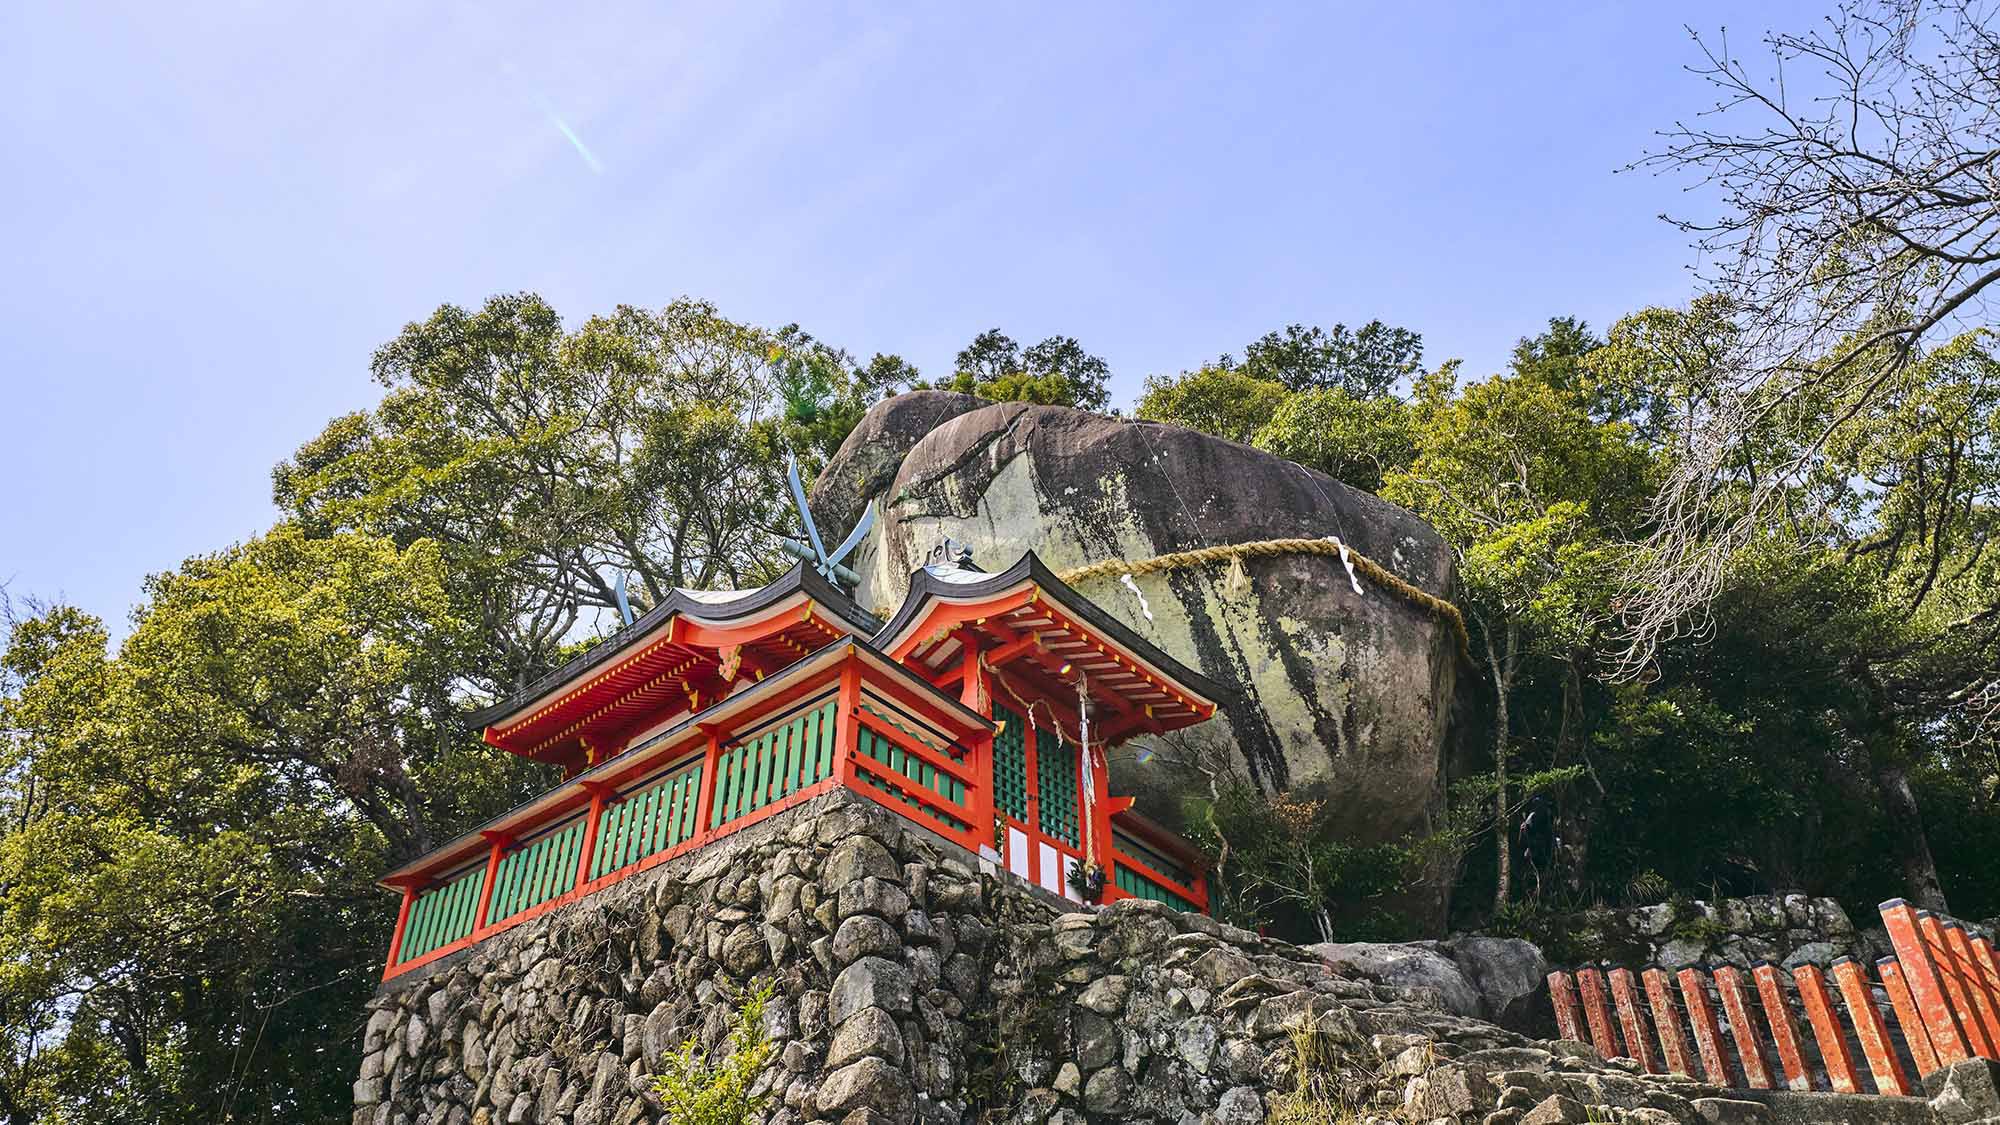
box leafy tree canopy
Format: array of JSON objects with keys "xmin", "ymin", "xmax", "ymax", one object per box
[
  {"xmin": 933, "ymin": 329, "xmax": 1112, "ymax": 412},
  {"xmin": 1239, "ymin": 319, "xmax": 1423, "ymax": 397},
  {"xmin": 1133, "ymin": 365, "xmax": 1289, "ymax": 444}
]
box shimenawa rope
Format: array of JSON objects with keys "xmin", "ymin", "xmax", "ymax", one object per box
[{"xmin": 1055, "ymin": 537, "xmax": 1470, "ymax": 657}]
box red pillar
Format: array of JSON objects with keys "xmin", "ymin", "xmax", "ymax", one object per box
[
  {"xmin": 694, "ymin": 732, "xmax": 722, "ymax": 836},
  {"xmin": 1577, "ymin": 968, "xmax": 1622, "ymax": 1059},
  {"xmin": 957, "ymin": 636, "xmax": 997, "ymax": 858},
  {"xmin": 1714, "ymin": 966, "xmax": 1773, "ymax": 1089},
  {"xmin": 1642, "ymin": 967, "xmax": 1694, "ymax": 1077},
  {"xmin": 1678, "ymin": 968, "xmax": 1732, "ymax": 1086},
  {"xmin": 1751, "ymin": 962, "xmax": 1812, "ymax": 1091},
  {"xmin": 1881, "ymin": 899, "xmax": 1970, "ymax": 1065},
  {"xmin": 383, "ymin": 884, "xmax": 417, "ymax": 976},
  {"xmin": 1549, "ymin": 971, "xmax": 1585, "ymax": 1043},
  {"xmin": 1879, "ymin": 956, "xmax": 1942, "ymax": 1076},
  {"xmin": 1922, "ymin": 911, "xmax": 1993, "ymax": 1058},
  {"xmin": 573, "ymin": 785, "xmax": 611, "ymax": 891},
  {"xmin": 472, "ymin": 835, "xmax": 507, "ymax": 932},
  {"xmin": 835, "ymin": 662, "xmax": 863, "ymax": 788},
  {"xmin": 1020, "ymin": 697, "xmax": 1041, "ymax": 883},
  {"xmin": 1833, "ymin": 957, "xmax": 1913, "ymax": 1096},
  {"xmin": 1793, "ymin": 963, "xmax": 1860, "ymax": 1093},
  {"xmin": 1609, "ymin": 969, "xmax": 1661, "ymax": 1073},
  {"xmin": 1943, "ymin": 922, "xmax": 2000, "ymax": 1056}
]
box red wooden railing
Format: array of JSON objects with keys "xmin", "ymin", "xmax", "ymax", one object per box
[
  {"xmin": 380, "ymin": 647, "xmax": 993, "ymax": 981},
  {"xmin": 1548, "ymin": 899, "xmax": 2000, "ymax": 1096}
]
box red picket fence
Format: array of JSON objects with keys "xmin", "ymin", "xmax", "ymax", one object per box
[{"xmin": 1547, "ymin": 899, "xmax": 2000, "ymax": 1097}]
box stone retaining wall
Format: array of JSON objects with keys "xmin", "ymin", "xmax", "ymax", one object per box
[
  {"xmin": 1536, "ymin": 896, "xmax": 1866, "ymax": 971},
  {"xmin": 353, "ymin": 790, "xmax": 1963, "ymax": 1124}
]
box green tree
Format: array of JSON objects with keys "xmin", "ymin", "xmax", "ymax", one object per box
[
  {"xmin": 1383, "ymin": 330, "xmax": 1655, "ymax": 912},
  {"xmin": 1133, "ymin": 365, "xmax": 1289, "ymax": 443},
  {"xmin": 0, "ymin": 527, "xmax": 517, "ymax": 1124},
  {"xmin": 1240, "ymin": 320, "xmax": 1423, "ymax": 397},
  {"xmin": 273, "ymin": 294, "xmax": 881, "ymax": 695},
  {"xmin": 1250, "ymin": 385, "xmax": 1418, "ymax": 493},
  {"xmin": 937, "ymin": 329, "xmax": 1112, "ymax": 411}
]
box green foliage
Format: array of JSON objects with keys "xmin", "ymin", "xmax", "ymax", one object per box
[
  {"xmin": 1181, "ymin": 785, "xmax": 1411, "ymax": 943},
  {"xmin": 1134, "ymin": 366, "xmax": 1289, "ymax": 443},
  {"xmin": 934, "ymin": 329, "xmax": 1111, "ymax": 411},
  {"xmin": 1251, "ymin": 386, "xmax": 1417, "ymax": 492},
  {"xmin": 1132, "ymin": 319, "xmax": 1423, "ymax": 489},
  {"xmin": 273, "ymin": 294, "xmax": 893, "ymax": 695},
  {"xmin": 0, "ymin": 526, "xmax": 517, "ymax": 1124},
  {"xmin": 652, "ymin": 983, "xmax": 776, "ymax": 1125},
  {"xmin": 1240, "ymin": 319, "xmax": 1423, "ymax": 397}
]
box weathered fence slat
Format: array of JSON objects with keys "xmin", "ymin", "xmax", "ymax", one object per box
[
  {"xmin": 1577, "ymin": 968, "xmax": 1622, "ymax": 1059},
  {"xmin": 1751, "ymin": 962, "xmax": 1812, "ymax": 1091},
  {"xmin": 1549, "ymin": 971, "xmax": 1585, "ymax": 1043},
  {"xmin": 1793, "ymin": 963, "xmax": 1861, "ymax": 1094},
  {"xmin": 1678, "ymin": 967, "xmax": 1733, "ymax": 1087},
  {"xmin": 1609, "ymin": 968, "xmax": 1662, "ymax": 1074},
  {"xmin": 1714, "ymin": 966, "xmax": 1774, "ymax": 1090},
  {"xmin": 1642, "ymin": 967, "xmax": 1694, "ymax": 1077},
  {"xmin": 1833, "ymin": 956, "xmax": 1913, "ymax": 1096}
]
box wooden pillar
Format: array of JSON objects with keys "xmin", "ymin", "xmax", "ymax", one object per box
[
  {"xmin": 1549, "ymin": 971, "xmax": 1585, "ymax": 1043},
  {"xmin": 1921, "ymin": 911, "xmax": 1993, "ymax": 1058},
  {"xmin": 1678, "ymin": 967, "xmax": 1732, "ymax": 1086},
  {"xmin": 695, "ymin": 732, "xmax": 722, "ymax": 834},
  {"xmin": 1881, "ymin": 899, "xmax": 1970, "ymax": 1065},
  {"xmin": 836, "ymin": 661, "xmax": 863, "ymax": 788},
  {"xmin": 1642, "ymin": 967, "xmax": 1695, "ymax": 1077},
  {"xmin": 1714, "ymin": 966, "xmax": 1773, "ymax": 1089},
  {"xmin": 472, "ymin": 834, "xmax": 507, "ymax": 932},
  {"xmin": 957, "ymin": 634, "xmax": 997, "ymax": 858},
  {"xmin": 1943, "ymin": 922, "xmax": 2000, "ymax": 1055},
  {"xmin": 1880, "ymin": 956, "xmax": 1942, "ymax": 1076},
  {"xmin": 574, "ymin": 783, "xmax": 614, "ymax": 891},
  {"xmin": 1020, "ymin": 697, "xmax": 1041, "ymax": 882},
  {"xmin": 383, "ymin": 884, "xmax": 417, "ymax": 974},
  {"xmin": 1832, "ymin": 957, "xmax": 1913, "ymax": 1096},
  {"xmin": 1609, "ymin": 969, "xmax": 1661, "ymax": 1073},
  {"xmin": 1577, "ymin": 968, "xmax": 1621, "ymax": 1059},
  {"xmin": 1750, "ymin": 962, "xmax": 1811, "ymax": 1091},
  {"xmin": 1793, "ymin": 963, "xmax": 1860, "ymax": 1093}
]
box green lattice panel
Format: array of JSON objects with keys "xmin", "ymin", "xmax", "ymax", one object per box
[
  {"xmin": 590, "ymin": 757, "xmax": 705, "ymax": 881},
  {"xmin": 856, "ymin": 725, "xmax": 971, "ymax": 832},
  {"xmin": 1036, "ymin": 728, "xmax": 1079, "ymax": 847},
  {"xmin": 488, "ymin": 817, "xmax": 586, "ymax": 924},
  {"xmin": 992, "ymin": 704, "xmax": 1029, "ymax": 821},
  {"xmin": 1113, "ymin": 865, "xmax": 1199, "ymax": 912},
  {"xmin": 712, "ymin": 701, "xmax": 836, "ymax": 829},
  {"xmin": 1112, "ymin": 828, "xmax": 1193, "ymax": 888},
  {"xmin": 397, "ymin": 863, "xmax": 485, "ymax": 964}
]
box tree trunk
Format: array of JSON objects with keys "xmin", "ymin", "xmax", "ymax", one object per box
[
  {"xmin": 1487, "ymin": 623, "xmax": 1517, "ymax": 915},
  {"xmin": 1873, "ymin": 760, "xmax": 1948, "ymax": 912},
  {"xmin": 1851, "ymin": 666, "xmax": 1949, "ymax": 912}
]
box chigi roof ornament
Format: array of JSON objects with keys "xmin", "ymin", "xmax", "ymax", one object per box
[
  {"xmin": 777, "ymin": 455, "xmax": 872, "ymax": 592},
  {"xmin": 922, "ymin": 536, "xmax": 978, "ymax": 571}
]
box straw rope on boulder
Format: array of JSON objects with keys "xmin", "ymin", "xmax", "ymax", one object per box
[{"xmin": 1055, "ymin": 537, "xmax": 1470, "ymax": 657}]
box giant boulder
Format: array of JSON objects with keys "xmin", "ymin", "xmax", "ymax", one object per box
[{"xmin": 814, "ymin": 397, "xmax": 1460, "ymax": 924}]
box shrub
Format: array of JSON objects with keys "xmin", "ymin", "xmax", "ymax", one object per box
[{"xmin": 652, "ymin": 982, "xmax": 776, "ymax": 1125}]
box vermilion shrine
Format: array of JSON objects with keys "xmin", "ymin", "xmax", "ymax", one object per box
[{"xmin": 378, "ymin": 550, "xmax": 1225, "ymax": 981}]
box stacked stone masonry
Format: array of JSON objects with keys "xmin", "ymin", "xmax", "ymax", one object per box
[{"xmin": 354, "ymin": 790, "xmax": 1987, "ymax": 1124}]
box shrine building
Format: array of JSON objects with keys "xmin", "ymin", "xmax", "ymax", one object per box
[{"xmin": 377, "ymin": 550, "xmax": 1226, "ymax": 981}]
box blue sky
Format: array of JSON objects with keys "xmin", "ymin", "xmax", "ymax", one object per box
[{"xmin": 0, "ymin": 2, "xmax": 1821, "ymax": 629}]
